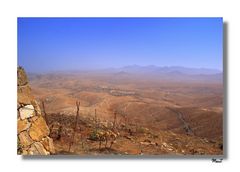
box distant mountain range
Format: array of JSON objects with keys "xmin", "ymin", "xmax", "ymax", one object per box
[
  {"xmin": 119, "ymin": 65, "xmax": 222, "ymax": 75},
  {"xmin": 28, "ymin": 65, "xmax": 223, "ymax": 83},
  {"xmin": 108, "ymin": 65, "xmax": 223, "ymax": 83}
]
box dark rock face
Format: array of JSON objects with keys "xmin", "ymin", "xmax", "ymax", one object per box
[{"xmin": 17, "ymin": 67, "xmax": 28, "ymax": 86}]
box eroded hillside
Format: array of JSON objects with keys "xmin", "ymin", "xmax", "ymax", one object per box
[{"xmin": 26, "ymin": 71, "xmax": 223, "ymax": 155}]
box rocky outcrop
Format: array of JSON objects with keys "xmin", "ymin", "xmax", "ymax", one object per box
[{"xmin": 17, "ymin": 67, "xmax": 55, "ymax": 155}]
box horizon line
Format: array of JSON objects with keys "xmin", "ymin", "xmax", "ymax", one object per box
[{"xmin": 20, "ymin": 65, "xmax": 223, "ymax": 74}]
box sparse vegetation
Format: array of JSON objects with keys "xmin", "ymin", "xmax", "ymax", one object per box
[
  {"xmin": 30, "ymin": 72, "xmax": 223, "ymax": 155},
  {"xmin": 17, "ymin": 139, "xmax": 23, "ymax": 154}
]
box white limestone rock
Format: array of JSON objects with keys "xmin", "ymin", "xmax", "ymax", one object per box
[{"xmin": 19, "ymin": 105, "xmax": 35, "ymax": 120}]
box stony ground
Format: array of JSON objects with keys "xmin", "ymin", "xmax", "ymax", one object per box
[
  {"xmin": 47, "ymin": 113, "xmax": 223, "ymax": 155},
  {"xmin": 18, "ymin": 67, "xmax": 223, "ymax": 156}
]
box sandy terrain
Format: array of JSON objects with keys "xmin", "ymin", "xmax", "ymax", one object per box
[{"xmin": 28, "ymin": 71, "xmax": 223, "ymax": 155}]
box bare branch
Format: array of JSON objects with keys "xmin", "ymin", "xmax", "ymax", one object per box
[
  {"xmin": 68, "ymin": 101, "xmax": 80, "ymax": 152},
  {"xmin": 41, "ymin": 100, "xmax": 48, "ymax": 126}
]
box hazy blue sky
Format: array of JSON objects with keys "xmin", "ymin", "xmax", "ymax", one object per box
[{"xmin": 18, "ymin": 18, "xmax": 223, "ymax": 72}]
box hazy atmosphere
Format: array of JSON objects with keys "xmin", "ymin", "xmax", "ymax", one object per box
[
  {"xmin": 17, "ymin": 18, "xmax": 223, "ymax": 156},
  {"xmin": 18, "ymin": 18, "xmax": 222, "ymax": 72}
]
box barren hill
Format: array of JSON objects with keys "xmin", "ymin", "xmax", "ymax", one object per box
[{"xmin": 26, "ymin": 68, "xmax": 223, "ymax": 155}]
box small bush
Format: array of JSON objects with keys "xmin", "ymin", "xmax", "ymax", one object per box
[
  {"xmin": 17, "ymin": 140, "xmax": 23, "ymax": 155},
  {"xmin": 89, "ymin": 130, "xmax": 100, "ymax": 141},
  {"xmin": 136, "ymin": 127, "xmax": 149, "ymax": 134}
]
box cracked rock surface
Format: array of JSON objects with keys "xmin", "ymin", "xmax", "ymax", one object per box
[{"xmin": 17, "ymin": 67, "xmax": 55, "ymax": 155}]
